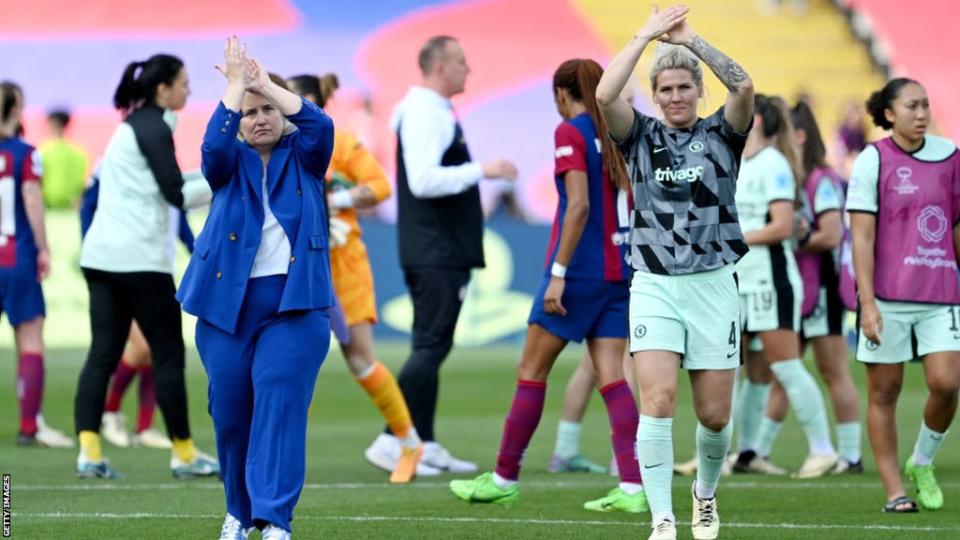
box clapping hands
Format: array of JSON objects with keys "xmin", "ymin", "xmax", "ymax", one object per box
[
  {"xmin": 215, "ymin": 36, "xmax": 270, "ymax": 93},
  {"xmin": 637, "ymin": 4, "xmax": 693, "ymax": 44}
]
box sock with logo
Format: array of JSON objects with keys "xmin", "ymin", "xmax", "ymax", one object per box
[
  {"xmin": 553, "ymin": 419, "xmax": 582, "ymax": 460},
  {"xmin": 754, "ymin": 417, "xmax": 783, "ymax": 458},
  {"xmin": 357, "ymin": 361, "xmax": 420, "ymax": 448},
  {"xmin": 836, "ymin": 421, "xmax": 862, "ymax": 464},
  {"xmin": 495, "ymin": 380, "xmax": 547, "ymax": 481},
  {"xmin": 736, "ymin": 381, "xmax": 770, "ymax": 453},
  {"xmin": 912, "ymin": 422, "xmax": 947, "ymax": 466},
  {"xmin": 637, "ymin": 415, "xmax": 674, "ymax": 524},
  {"xmin": 104, "ymin": 360, "xmax": 137, "ymax": 414},
  {"xmin": 696, "ymin": 421, "xmax": 731, "ymax": 499},
  {"xmin": 770, "ymin": 359, "xmax": 834, "ymax": 455},
  {"xmin": 17, "ymin": 353, "xmax": 44, "ymax": 435},
  {"xmin": 135, "ymin": 366, "xmax": 156, "ymax": 433},
  {"xmin": 601, "ymin": 380, "xmax": 642, "ymax": 486}
]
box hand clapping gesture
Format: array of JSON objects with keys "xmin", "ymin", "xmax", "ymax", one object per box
[
  {"xmin": 215, "ymin": 36, "xmax": 246, "ymax": 85},
  {"xmin": 637, "ymin": 4, "xmax": 690, "ymax": 43}
]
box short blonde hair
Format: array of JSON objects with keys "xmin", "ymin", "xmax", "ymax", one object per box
[{"xmin": 649, "ymin": 44, "xmax": 703, "ymax": 92}]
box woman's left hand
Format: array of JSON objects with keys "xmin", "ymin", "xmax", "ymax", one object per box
[
  {"xmin": 242, "ymin": 57, "xmax": 271, "ymax": 94},
  {"xmin": 660, "ymin": 15, "xmax": 695, "ymax": 45}
]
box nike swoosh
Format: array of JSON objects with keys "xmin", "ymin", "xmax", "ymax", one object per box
[
  {"xmin": 727, "ymin": 351, "xmax": 737, "ymax": 358},
  {"xmin": 706, "ymin": 454, "xmax": 724, "ymax": 460},
  {"xmin": 653, "ymin": 147, "xmax": 667, "ymax": 153},
  {"xmin": 644, "ymin": 463, "xmax": 664, "ymax": 469}
]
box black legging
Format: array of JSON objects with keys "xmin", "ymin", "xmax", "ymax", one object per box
[
  {"xmin": 74, "ymin": 268, "xmax": 191, "ymax": 440},
  {"xmin": 391, "ymin": 267, "xmax": 470, "ymax": 442}
]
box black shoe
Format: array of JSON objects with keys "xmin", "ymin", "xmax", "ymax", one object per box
[
  {"xmin": 16, "ymin": 432, "xmax": 40, "ymax": 446},
  {"xmin": 732, "ymin": 450, "xmax": 756, "ymax": 473}
]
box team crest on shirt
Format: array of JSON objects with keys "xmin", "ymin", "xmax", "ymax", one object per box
[
  {"xmin": 633, "ymin": 324, "xmax": 647, "ymax": 339},
  {"xmin": 689, "ymin": 141, "xmax": 704, "ymax": 153},
  {"xmin": 865, "ymin": 340, "xmax": 879, "ymax": 351},
  {"xmin": 894, "ymin": 166, "xmax": 919, "ymax": 195},
  {"xmin": 917, "ymin": 205, "xmax": 949, "ymax": 243}
]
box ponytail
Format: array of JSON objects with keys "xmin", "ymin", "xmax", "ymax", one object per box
[
  {"xmin": 112, "ymin": 54, "xmax": 184, "ymax": 112},
  {"xmin": 553, "ymin": 58, "xmax": 630, "ymax": 190}
]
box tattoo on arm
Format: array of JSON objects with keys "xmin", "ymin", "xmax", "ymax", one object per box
[{"xmin": 687, "ymin": 35, "xmax": 749, "ymax": 92}]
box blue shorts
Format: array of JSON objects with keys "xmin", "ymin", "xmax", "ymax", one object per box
[
  {"xmin": 0, "ymin": 261, "xmax": 45, "ymax": 326},
  {"xmin": 527, "ymin": 278, "xmax": 628, "ymax": 343}
]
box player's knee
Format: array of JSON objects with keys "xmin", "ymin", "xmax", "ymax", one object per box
[
  {"xmin": 641, "ymin": 389, "xmax": 676, "ymax": 417},
  {"xmin": 697, "ymin": 407, "xmax": 730, "ymax": 432},
  {"xmin": 869, "ymin": 383, "xmax": 901, "ymax": 406},
  {"xmin": 927, "ymin": 377, "xmax": 960, "ymax": 401}
]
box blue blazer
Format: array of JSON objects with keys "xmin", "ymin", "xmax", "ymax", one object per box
[{"xmin": 177, "ymin": 99, "xmax": 335, "ymax": 334}]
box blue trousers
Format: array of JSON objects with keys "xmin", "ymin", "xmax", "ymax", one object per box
[{"xmin": 196, "ymin": 275, "xmax": 330, "ymax": 531}]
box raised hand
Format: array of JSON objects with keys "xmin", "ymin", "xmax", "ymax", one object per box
[
  {"xmin": 636, "ymin": 4, "xmax": 689, "ymax": 42},
  {"xmin": 242, "ymin": 57, "xmax": 271, "ymax": 94},
  {"xmin": 660, "ymin": 15, "xmax": 695, "ymax": 46},
  {"xmin": 214, "ymin": 36, "xmax": 246, "ymax": 84}
]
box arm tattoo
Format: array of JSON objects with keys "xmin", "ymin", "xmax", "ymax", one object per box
[{"xmin": 687, "ymin": 35, "xmax": 749, "ymax": 92}]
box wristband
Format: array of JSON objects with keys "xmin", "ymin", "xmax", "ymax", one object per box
[
  {"xmin": 551, "ymin": 262, "xmax": 567, "ymax": 278},
  {"xmin": 330, "ymin": 190, "xmax": 354, "ymax": 209}
]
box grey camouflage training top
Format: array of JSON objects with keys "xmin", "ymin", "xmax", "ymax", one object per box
[{"xmin": 617, "ymin": 107, "xmax": 750, "ymax": 275}]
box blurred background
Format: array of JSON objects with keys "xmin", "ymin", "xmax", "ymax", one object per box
[{"xmin": 1, "ymin": 0, "xmax": 955, "ymax": 348}]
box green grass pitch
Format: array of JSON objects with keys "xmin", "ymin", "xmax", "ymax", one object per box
[{"xmin": 1, "ymin": 344, "xmax": 958, "ymax": 539}]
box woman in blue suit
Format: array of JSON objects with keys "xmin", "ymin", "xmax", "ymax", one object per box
[{"xmin": 177, "ymin": 38, "xmax": 335, "ymax": 540}]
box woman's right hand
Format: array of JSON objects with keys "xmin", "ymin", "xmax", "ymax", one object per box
[
  {"xmin": 636, "ymin": 4, "xmax": 689, "ymax": 42},
  {"xmin": 860, "ymin": 300, "xmax": 883, "ymax": 345},
  {"xmin": 215, "ymin": 36, "xmax": 246, "ymax": 85}
]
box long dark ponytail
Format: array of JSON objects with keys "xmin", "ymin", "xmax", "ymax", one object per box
[
  {"xmin": 552, "ymin": 59, "xmax": 629, "ymax": 190},
  {"xmin": 113, "ymin": 54, "xmax": 184, "ymax": 111}
]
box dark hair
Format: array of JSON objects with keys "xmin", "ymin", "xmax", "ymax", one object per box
[
  {"xmin": 1, "ymin": 81, "xmax": 22, "ymax": 125},
  {"xmin": 289, "ymin": 73, "xmax": 340, "ymax": 109},
  {"xmin": 113, "ymin": 54, "xmax": 184, "ymax": 111},
  {"xmin": 418, "ymin": 35, "xmax": 456, "ymax": 75},
  {"xmin": 552, "ymin": 59, "xmax": 629, "ymax": 190},
  {"xmin": 790, "ymin": 100, "xmax": 826, "ymax": 178},
  {"xmin": 753, "ymin": 94, "xmax": 781, "ymax": 138},
  {"xmin": 48, "ymin": 109, "xmax": 71, "ymax": 129},
  {"xmin": 866, "ymin": 77, "xmax": 920, "ymax": 130}
]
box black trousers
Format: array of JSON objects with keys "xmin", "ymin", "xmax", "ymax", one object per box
[
  {"xmin": 74, "ymin": 268, "xmax": 191, "ymax": 440},
  {"xmin": 392, "ymin": 267, "xmax": 470, "ymax": 441}
]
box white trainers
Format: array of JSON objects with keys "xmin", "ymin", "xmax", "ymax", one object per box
[
  {"xmin": 648, "ymin": 518, "xmax": 677, "ymax": 540},
  {"xmin": 720, "ymin": 453, "xmax": 737, "ymax": 476},
  {"xmin": 219, "ymin": 514, "xmax": 252, "ymax": 540},
  {"xmin": 34, "ymin": 416, "xmax": 75, "ymax": 448},
  {"xmin": 364, "ymin": 434, "xmax": 441, "ymax": 477},
  {"xmin": 745, "ymin": 456, "xmax": 787, "ymax": 475},
  {"xmin": 101, "ymin": 412, "xmax": 130, "ymax": 448},
  {"xmin": 170, "ymin": 450, "xmax": 220, "ymax": 479},
  {"xmin": 421, "ymin": 441, "xmax": 478, "ymax": 473},
  {"xmin": 132, "ymin": 428, "xmax": 172, "ymax": 449},
  {"xmin": 262, "ymin": 524, "xmax": 291, "ymax": 540},
  {"xmin": 793, "ymin": 453, "xmax": 838, "ymax": 479},
  {"xmin": 691, "ymin": 483, "xmax": 720, "ymax": 540},
  {"xmin": 673, "ymin": 455, "xmax": 698, "ymax": 476}
]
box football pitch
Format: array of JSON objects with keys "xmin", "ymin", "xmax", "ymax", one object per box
[{"xmin": 1, "ymin": 345, "xmax": 958, "ymax": 539}]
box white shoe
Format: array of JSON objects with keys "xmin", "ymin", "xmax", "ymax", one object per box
[
  {"xmin": 262, "ymin": 524, "xmax": 291, "ymax": 540},
  {"xmin": 421, "ymin": 441, "xmax": 478, "ymax": 473},
  {"xmin": 132, "ymin": 428, "xmax": 172, "ymax": 449},
  {"xmin": 219, "ymin": 514, "xmax": 253, "ymax": 540},
  {"xmin": 170, "ymin": 450, "xmax": 220, "ymax": 479},
  {"xmin": 673, "ymin": 455, "xmax": 698, "ymax": 476},
  {"xmin": 101, "ymin": 412, "xmax": 130, "ymax": 448},
  {"xmin": 34, "ymin": 416, "xmax": 75, "ymax": 448},
  {"xmin": 745, "ymin": 456, "xmax": 787, "ymax": 475},
  {"xmin": 365, "ymin": 434, "xmax": 441, "ymax": 477},
  {"xmin": 648, "ymin": 518, "xmax": 677, "ymax": 540},
  {"xmin": 691, "ymin": 483, "xmax": 720, "ymax": 540},
  {"xmin": 792, "ymin": 453, "xmax": 838, "ymax": 479},
  {"xmin": 720, "ymin": 453, "xmax": 737, "ymax": 476}
]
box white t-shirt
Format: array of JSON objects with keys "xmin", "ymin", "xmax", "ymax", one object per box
[
  {"xmin": 249, "ymin": 167, "xmax": 292, "ymax": 278},
  {"xmin": 734, "ymin": 146, "xmax": 800, "ymax": 291}
]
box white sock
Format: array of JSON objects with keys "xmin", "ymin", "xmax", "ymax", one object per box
[
  {"xmin": 737, "ymin": 381, "xmax": 771, "ymax": 453},
  {"xmin": 553, "ymin": 420, "xmax": 582, "ymax": 459},
  {"xmin": 913, "ymin": 422, "xmax": 947, "ymax": 467},
  {"xmin": 770, "ymin": 359, "xmax": 835, "ymax": 455},
  {"xmin": 637, "ymin": 415, "xmax": 674, "ymax": 525},
  {"xmin": 492, "ymin": 472, "xmax": 516, "ymax": 489},
  {"xmin": 836, "ymin": 422, "xmax": 861, "ymax": 463},
  {"xmin": 620, "ymin": 482, "xmax": 644, "ymax": 495}
]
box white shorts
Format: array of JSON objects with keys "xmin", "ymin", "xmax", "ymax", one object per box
[
  {"xmin": 856, "ymin": 300, "xmax": 960, "ymax": 363},
  {"xmin": 740, "ymin": 281, "xmax": 801, "ymax": 334},
  {"xmin": 801, "ymin": 285, "xmax": 846, "ymax": 339},
  {"xmin": 629, "ymin": 265, "xmax": 740, "ymax": 370}
]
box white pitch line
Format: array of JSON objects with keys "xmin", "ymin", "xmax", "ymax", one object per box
[
  {"xmin": 11, "ymin": 512, "xmax": 959, "ymax": 532},
  {"xmin": 12, "ymin": 479, "xmax": 960, "ymax": 491}
]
